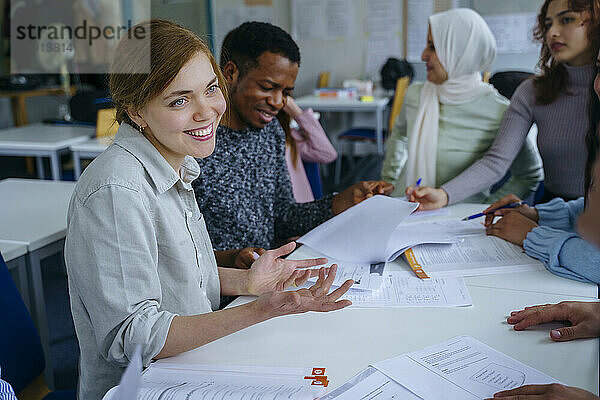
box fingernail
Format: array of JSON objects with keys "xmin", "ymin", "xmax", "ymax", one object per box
[{"xmin": 550, "ymin": 329, "xmax": 562, "ymax": 339}]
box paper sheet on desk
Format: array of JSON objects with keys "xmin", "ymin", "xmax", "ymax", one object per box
[
  {"xmin": 298, "ymin": 196, "xmax": 463, "ymax": 264},
  {"xmin": 341, "ymin": 271, "xmax": 472, "ymax": 308},
  {"xmin": 372, "ymin": 336, "xmax": 559, "ymax": 400},
  {"xmin": 287, "ymin": 245, "xmax": 385, "ymax": 291},
  {"xmin": 321, "ymin": 366, "xmax": 422, "ymax": 399},
  {"xmin": 405, "ymin": 228, "xmax": 544, "ymax": 278},
  {"xmin": 136, "ymin": 363, "xmax": 325, "ymax": 400}
]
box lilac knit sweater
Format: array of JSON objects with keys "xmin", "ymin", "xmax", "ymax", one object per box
[{"xmin": 442, "ymin": 64, "xmax": 595, "ymax": 203}]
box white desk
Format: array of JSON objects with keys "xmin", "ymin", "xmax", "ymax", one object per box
[
  {"xmin": 70, "ymin": 136, "xmax": 113, "ymax": 179},
  {"xmin": 295, "ymin": 96, "xmax": 390, "ymax": 154},
  {"xmin": 0, "ymin": 178, "xmax": 77, "ymax": 388},
  {"xmin": 0, "ymin": 239, "xmax": 30, "ymax": 310},
  {"xmin": 160, "ymin": 203, "xmax": 599, "ymax": 396},
  {"xmin": 0, "ymin": 123, "xmax": 95, "ymax": 180}
]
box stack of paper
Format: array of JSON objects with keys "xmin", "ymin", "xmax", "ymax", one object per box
[
  {"xmin": 288, "ymin": 244, "xmax": 472, "ymax": 308},
  {"xmin": 341, "ymin": 272, "xmax": 472, "ymax": 308},
  {"xmin": 403, "ymin": 223, "xmax": 544, "ymax": 278},
  {"xmin": 325, "ymin": 336, "xmax": 559, "ymax": 399},
  {"xmin": 105, "ymin": 361, "xmax": 327, "ymax": 400},
  {"xmin": 298, "ymin": 196, "xmax": 461, "ymax": 264}
]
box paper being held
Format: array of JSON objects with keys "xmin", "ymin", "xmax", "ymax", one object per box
[{"xmin": 298, "ymin": 196, "xmax": 464, "ymax": 264}]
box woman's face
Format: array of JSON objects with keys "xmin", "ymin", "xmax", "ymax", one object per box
[
  {"xmin": 132, "ymin": 52, "xmax": 226, "ymax": 171},
  {"xmin": 421, "ymin": 27, "xmax": 448, "ymax": 85},
  {"xmin": 544, "ymin": 0, "xmax": 594, "ymax": 66}
]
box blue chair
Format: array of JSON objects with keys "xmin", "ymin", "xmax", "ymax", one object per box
[
  {"xmin": 0, "ymin": 253, "xmax": 76, "ymax": 400},
  {"xmin": 303, "ymin": 161, "xmax": 323, "ymax": 200}
]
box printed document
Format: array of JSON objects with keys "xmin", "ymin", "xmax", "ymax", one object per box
[
  {"xmin": 373, "ymin": 336, "xmax": 559, "ymax": 400},
  {"xmin": 298, "ymin": 196, "xmax": 463, "ymax": 264},
  {"xmin": 404, "ymin": 227, "xmax": 544, "ymax": 277},
  {"xmin": 321, "ymin": 367, "xmax": 422, "ymax": 399},
  {"xmin": 340, "ymin": 271, "xmax": 472, "ymax": 308},
  {"xmin": 135, "ymin": 363, "xmax": 325, "ymax": 400},
  {"xmin": 288, "ymin": 245, "xmax": 385, "ymax": 291}
]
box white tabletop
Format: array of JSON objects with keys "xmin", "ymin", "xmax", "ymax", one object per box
[
  {"xmin": 0, "ymin": 123, "xmax": 95, "ymax": 151},
  {"xmin": 0, "ymin": 240, "xmax": 28, "ymax": 262},
  {"xmin": 159, "ymin": 202, "xmax": 599, "ymax": 395},
  {"xmin": 0, "ymin": 178, "xmax": 76, "ymax": 250},
  {"xmin": 295, "ymin": 95, "xmax": 389, "ymax": 111},
  {"xmin": 70, "ymin": 136, "xmax": 113, "ymax": 153}
]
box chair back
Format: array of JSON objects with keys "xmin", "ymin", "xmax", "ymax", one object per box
[
  {"xmin": 317, "ymin": 71, "xmax": 331, "ymax": 88},
  {"xmin": 96, "ymin": 108, "xmax": 119, "ymax": 138},
  {"xmin": 489, "ymin": 71, "xmax": 533, "ymax": 99},
  {"xmin": 303, "ymin": 161, "xmax": 323, "ymax": 200},
  {"xmin": 388, "ymin": 76, "xmax": 411, "ymax": 134},
  {"xmin": 0, "ymin": 254, "xmax": 46, "ymax": 394}
]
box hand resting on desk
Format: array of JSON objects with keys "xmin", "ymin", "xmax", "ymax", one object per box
[
  {"xmin": 489, "ymin": 383, "xmax": 599, "ymax": 399},
  {"xmin": 490, "ymin": 301, "xmax": 600, "ymax": 399},
  {"xmin": 507, "ymin": 301, "xmax": 600, "ymax": 342}
]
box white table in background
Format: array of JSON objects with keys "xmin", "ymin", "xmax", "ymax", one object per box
[
  {"xmin": 160, "ymin": 203, "xmax": 598, "ymax": 396},
  {"xmin": 0, "ymin": 123, "xmax": 95, "ymax": 180},
  {"xmin": 295, "ymin": 95, "xmax": 390, "ymax": 154},
  {"xmin": 0, "ymin": 178, "xmax": 77, "ymax": 388},
  {"xmin": 0, "ymin": 239, "xmax": 30, "ymax": 310},
  {"xmin": 70, "ymin": 136, "xmax": 112, "ymax": 179}
]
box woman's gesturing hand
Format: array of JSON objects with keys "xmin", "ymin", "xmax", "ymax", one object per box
[
  {"xmin": 245, "ymin": 242, "xmax": 327, "ymax": 295},
  {"xmin": 254, "ymin": 264, "xmax": 353, "ymax": 318}
]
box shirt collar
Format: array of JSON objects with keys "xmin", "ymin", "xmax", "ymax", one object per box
[{"xmin": 113, "ymin": 123, "xmax": 200, "ymax": 193}]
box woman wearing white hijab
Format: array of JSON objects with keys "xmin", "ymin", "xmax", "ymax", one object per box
[{"xmin": 382, "ymin": 8, "xmax": 543, "ymax": 203}]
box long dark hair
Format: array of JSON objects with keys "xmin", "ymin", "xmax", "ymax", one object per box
[
  {"xmin": 586, "ymin": 82, "xmax": 600, "ymax": 201},
  {"xmin": 532, "ymin": 0, "xmax": 600, "ymax": 105}
]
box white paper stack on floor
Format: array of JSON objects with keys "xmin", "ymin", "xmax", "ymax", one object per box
[{"xmin": 297, "ymin": 196, "xmax": 461, "ymax": 264}]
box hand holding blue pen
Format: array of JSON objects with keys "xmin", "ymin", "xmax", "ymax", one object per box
[{"xmin": 462, "ymin": 201, "xmax": 527, "ymax": 221}]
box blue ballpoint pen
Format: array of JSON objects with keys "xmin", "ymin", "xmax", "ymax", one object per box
[
  {"xmin": 415, "ymin": 178, "xmax": 422, "ymax": 188},
  {"xmin": 461, "ymin": 200, "xmax": 527, "ymax": 221}
]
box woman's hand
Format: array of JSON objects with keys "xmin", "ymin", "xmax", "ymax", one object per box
[
  {"xmin": 507, "ymin": 301, "xmax": 600, "ymax": 341},
  {"xmin": 246, "ymin": 242, "xmax": 326, "ymax": 295},
  {"xmin": 483, "ymin": 194, "xmax": 538, "ymax": 227},
  {"xmin": 332, "ymin": 180, "xmax": 394, "ymax": 215},
  {"xmin": 485, "ymin": 210, "xmax": 538, "ymax": 246},
  {"xmin": 234, "ymin": 247, "xmax": 266, "ymax": 269},
  {"xmin": 254, "ymin": 264, "xmax": 353, "ymax": 318},
  {"xmin": 405, "ymin": 186, "xmax": 448, "ymax": 210},
  {"xmin": 489, "ymin": 383, "xmax": 599, "ymax": 399},
  {"xmin": 283, "ymin": 96, "xmax": 303, "ymax": 119}
]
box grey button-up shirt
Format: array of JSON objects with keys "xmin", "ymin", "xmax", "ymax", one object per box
[{"xmin": 65, "ymin": 123, "xmax": 220, "ymax": 400}]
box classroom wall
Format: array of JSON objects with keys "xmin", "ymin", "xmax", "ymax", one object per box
[
  {"xmin": 471, "ymin": 0, "xmax": 545, "ymax": 74},
  {"xmin": 208, "ymin": 0, "xmax": 548, "ymax": 96}
]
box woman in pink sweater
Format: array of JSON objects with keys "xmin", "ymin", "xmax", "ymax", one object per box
[{"xmin": 280, "ymin": 96, "xmax": 337, "ymax": 203}]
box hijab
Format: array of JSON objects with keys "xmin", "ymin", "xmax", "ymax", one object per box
[{"xmin": 404, "ymin": 8, "xmax": 498, "ymax": 188}]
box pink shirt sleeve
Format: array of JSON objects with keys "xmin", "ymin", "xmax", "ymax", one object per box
[{"xmin": 291, "ymin": 108, "xmax": 338, "ymax": 163}]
